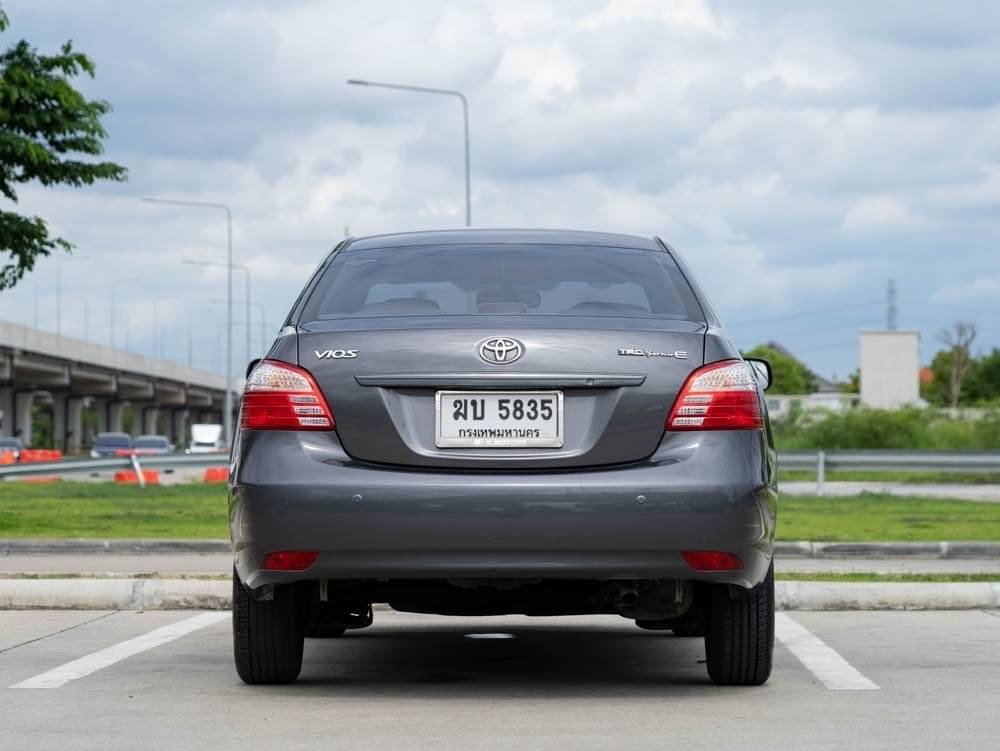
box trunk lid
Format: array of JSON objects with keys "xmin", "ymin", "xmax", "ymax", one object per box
[{"xmin": 298, "ymin": 317, "xmax": 704, "ymax": 469}]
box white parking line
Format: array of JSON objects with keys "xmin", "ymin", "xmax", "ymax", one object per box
[
  {"xmin": 11, "ymin": 611, "xmax": 229, "ymax": 690},
  {"xmin": 775, "ymin": 613, "xmax": 879, "ymax": 690}
]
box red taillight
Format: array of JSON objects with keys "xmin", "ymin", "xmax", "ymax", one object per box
[
  {"xmin": 261, "ymin": 550, "xmax": 319, "ymax": 571},
  {"xmin": 240, "ymin": 360, "xmax": 335, "ymax": 431},
  {"xmin": 666, "ymin": 360, "xmax": 764, "ymax": 431},
  {"xmin": 681, "ymin": 550, "xmax": 744, "ymax": 571}
]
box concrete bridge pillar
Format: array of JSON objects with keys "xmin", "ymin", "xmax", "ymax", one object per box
[
  {"xmin": 14, "ymin": 391, "xmax": 35, "ymax": 446},
  {"xmin": 108, "ymin": 402, "xmax": 126, "ymax": 434},
  {"xmin": 142, "ymin": 407, "xmax": 159, "ymax": 436},
  {"xmin": 52, "ymin": 394, "xmax": 67, "ymax": 450},
  {"xmin": 0, "ymin": 388, "xmax": 13, "ymax": 436},
  {"xmin": 171, "ymin": 409, "xmax": 189, "ymax": 446},
  {"xmin": 92, "ymin": 399, "xmax": 108, "ymax": 434},
  {"xmin": 65, "ymin": 398, "xmax": 85, "ymax": 453}
]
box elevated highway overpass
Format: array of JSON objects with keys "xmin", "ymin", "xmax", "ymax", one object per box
[{"xmin": 0, "ymin": 321, "xmax": 231, "ymax": 450}]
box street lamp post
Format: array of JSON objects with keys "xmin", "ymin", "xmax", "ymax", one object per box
[
  {"xmin": 210, "ymin": 298, "xmax": 264, "ymax": 360},
  {"xmin": 56, "ymin": 255, "xmax": 89, "ymax": 339},
  {"xmin": 143, "ymin": 197, "xmax": 235, "ymax": 447},
  {"xmin": 110, "ymin": 277, "xmax": 139, "ymax": 350},
  {"xmin": 187, "ymin": 260, "xmax": 251, "ymax": 372},
  {"xmin": 347, "ymin": 78, "xmax": 471, "ymax": 226}
]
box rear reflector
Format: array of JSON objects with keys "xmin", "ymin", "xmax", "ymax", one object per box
[
  {"xmin": 666, "ymin": 359, "xmax": 764, "ymax": 431},
  {"xmin": 241, "ymin": 360, "xmax": 335, "ymax": 431},
  {"xmin": 261, "ymin": 550, "xmax": 319, "ymax": 571},
  {"xmin": 681, "ymin": 550, "xmax": 744, "ymax": 571}
]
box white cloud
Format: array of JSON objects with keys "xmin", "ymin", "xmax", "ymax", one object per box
[
  {"xmin": 932, "ymin": 277, "xmax": 1000, "ymax": 305},
  {"xmin": 840, "ymin": 195, "xmax": 927, "ymax": 235}
]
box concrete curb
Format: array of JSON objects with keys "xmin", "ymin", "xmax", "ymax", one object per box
[
  {"xmin": 775, "ymin": 581, "xmax": 1000, "ymax": 610},
  {"xmin": 0, "ymin": 539, "xmax": 233, "ymax": 555},
  {"xmin": 773, "ymin": 541, "xmax": 1000, "ymax": 559},
  {"xmin": 0, "ymin": 578, "xmax": 231, "ymax": 610},
  {"xmin": 0, "ymin": 578, "xmax": 997, "ymax": 611},
  {"xmin": 5, "ymin": 538, "xmax": 1000, "ymax": 559}
]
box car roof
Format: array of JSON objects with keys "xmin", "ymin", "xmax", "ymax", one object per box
[
  {"xmin": 345, "ymin": 228, "xmax": 662, "ymax": 252},
  {"xmin": 96, "ymin": 432, "xmax": 131, "ymax": 439}
]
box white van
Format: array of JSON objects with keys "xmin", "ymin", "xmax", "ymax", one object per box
[{"xmin": 188, "ymin": 423, "xmax": 225, "ymax": 454}]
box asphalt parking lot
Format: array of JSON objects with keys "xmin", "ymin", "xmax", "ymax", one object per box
[{"xmin": 1, "ymin": 609, "xmax": 998, "ymax": 749}]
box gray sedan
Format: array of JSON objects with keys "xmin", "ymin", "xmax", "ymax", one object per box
[{"xmin": 230, "ymin": 229, "xmax": 777, "ymax": 686}]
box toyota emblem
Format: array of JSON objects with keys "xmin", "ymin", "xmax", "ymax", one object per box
[{"xmin": 478, "ymin": 337, "xmax": 524, "ymax": 365}]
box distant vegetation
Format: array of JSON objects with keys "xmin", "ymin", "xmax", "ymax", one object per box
[
  {"xmin": 772, "ymin": 404, "xmax": 1000, "ymax": 450},
  {"xmin": 742, "ymin": 344, "xmax": 816, "ymax": 394}
]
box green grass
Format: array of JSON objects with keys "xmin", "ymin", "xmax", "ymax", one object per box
[
  {"xmin": 2, "ymin": 483, "xmax": 1000, "ymax": 542},
  {"xmin": 0, "ymin": 482, "xmax": 227, "ymax": 538},
  {"xmin": 778, "ymin": 494, "xmax": 1000, "ymax": 541},
  {"xmin": 779, "ymin": 469, "xmax": 1000, "ymax": 485},
  {"xmin": 775, "ymin": 572, "xmax": 999, "ymax": 583}
]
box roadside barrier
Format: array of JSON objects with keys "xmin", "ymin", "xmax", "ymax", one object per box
[
  {"xmin": 19, "ymin": 449, "xmax": 63, "ymax": 463},
  {"xmin": 203, "ymin": 467, "xmax": 228, "ymax": 483},
  {"xmin": 113, "ymin": 470, "xmax": 160, "ymax": 485}
]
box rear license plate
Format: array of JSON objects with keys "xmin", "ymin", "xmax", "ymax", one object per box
[{"xmin": 435, "ymin": 391, "xmax": 564, "ymax": 448}]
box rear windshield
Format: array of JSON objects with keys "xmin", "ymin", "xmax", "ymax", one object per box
[
  {"xmin": 94, "ymin": 435, "xmax": 131, "ymax": 448},
  {"xmin": 300, "ymin": 244, "xmax": 704, "ymax": 322}
]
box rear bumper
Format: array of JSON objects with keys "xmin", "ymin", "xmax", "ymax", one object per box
[{"xmin": 230, "ymin": 430, "xmax": 777, "ymax": 590}]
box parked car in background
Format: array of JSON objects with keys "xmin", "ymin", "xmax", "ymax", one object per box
[
  {"xmin": 90, "ymin": 432, "xmax": 132, "ymax": 458},
  {"xmin": 229, "ymin": 229, "xmax": 777, "ymax": 687},
  {"xmin": 132, "ymin": 435, "xmax": 175, "ymax": 455},
  {"xmin": 0, "ymin": 435, "xmax": 24, "ymax": 461},
  {"xmin": 188, "ymin": 423, "xmax": 225, "ymax": 453}
]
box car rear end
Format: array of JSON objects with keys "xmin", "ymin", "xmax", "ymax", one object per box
[{"xmin": 229, "ymin": 230, "xmax": 777, "ymax": 686}]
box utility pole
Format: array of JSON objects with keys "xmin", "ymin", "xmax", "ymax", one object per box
[{"xmin": 887, "ymin": 279, "xmax": 898, "ymax": 330}]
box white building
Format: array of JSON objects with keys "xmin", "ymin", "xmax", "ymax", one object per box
[{"xmin": 859, "ymin": 331, "xmax": 921, "ymax": 408}]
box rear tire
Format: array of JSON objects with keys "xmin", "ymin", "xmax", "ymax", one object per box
[
  {"xmin": 232, "ymin": 568, "xmax": 304, "ymax": 685},
  {"xmin": 704, "ymin": 563, "xmax": 774, "ymax": 686}
]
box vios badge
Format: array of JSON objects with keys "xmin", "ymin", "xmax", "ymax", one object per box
[{"xmin": 314, "ymin": 348, "xmax": 359, "ymax": 360}]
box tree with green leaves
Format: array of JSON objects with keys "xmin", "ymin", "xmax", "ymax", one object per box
[
  {"xmin": 0, "ymin": 7, "xmax": 126, "ymax": 290},
  {"xmin": 742, "ymin": 344, "xmax": 815, "ymax": 394}
]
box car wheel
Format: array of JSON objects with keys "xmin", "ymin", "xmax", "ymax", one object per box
[
  {"xmin": 232, "ymin": 568, "xmax": 304, "ymax": 685},
  {"xmin": 704, "ymin": 562, "xmax": 774, "ymax": 686}
]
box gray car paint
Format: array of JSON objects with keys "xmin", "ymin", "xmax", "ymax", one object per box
[{"xmin": 233, "ymin": 229, "xmax": 776, "ymax": 593}]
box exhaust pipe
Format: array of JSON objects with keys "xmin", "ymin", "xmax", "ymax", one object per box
[{"xmin": 616, "ymin": 585, "xmax": 640, "ymax": 610}]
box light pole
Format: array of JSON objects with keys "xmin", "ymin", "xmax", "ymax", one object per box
[
  {"xmin": 143, "ymin": 197, "xmax": 235, "ymax": 447},
  {"xmin": 210, "ymin": 298, "xmax": 265, "ymax": 360},
  {"xmin": 56, "ymin": 255, "xmax": 90, "ymax": 339},
  {"xmin": 186, "ymin": 259, "xmax": 251, "ymax": 372},
  {"xmin": 110, "ymin": 277, "xmax": 139, "ymax": 350},
  {"xmin": 347, "ymin": 78, "xmax": 471, "ymax": 226},
  {"xmin": 63, "ymin": 295, "xmax": 90, "ymax": 341},
  {"xmin": 20, "ymin": 280, "xmax": 38, "ymax": 329}
]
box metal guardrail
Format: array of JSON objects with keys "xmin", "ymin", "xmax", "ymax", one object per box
[
  {"xmin": 1, "ymin": 449, "xmax": 998, "ymax": 485},
  {"xmin": 0, "ymin": 453, "xmax": 229, "ymax": 486},
  {"xmin": 781, "ymin": 450, "xmax": 1000, "ymax": 495}
]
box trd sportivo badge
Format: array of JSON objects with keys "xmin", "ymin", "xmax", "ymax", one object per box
[
  {"xmin": 617, "ymin": 347, "xmax": 688, "ymax": 359},
  {"xmin": 314, "ymin": 348, "xmax": 359, "ymax": 359}
]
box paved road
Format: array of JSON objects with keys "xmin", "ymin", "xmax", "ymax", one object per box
[
  {"xmin": 4, "ymin": 553, "xmax": 1000, "ymax": 576},
  {"xmin": 0, "ymin": 609, "xmax": 997, "ymax": 749},
  {"xmin": 781, "ymin": 481, "xmax": 1000, "ymax": 502}
]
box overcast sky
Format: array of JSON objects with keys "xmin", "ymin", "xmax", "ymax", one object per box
[{"xmin": 2, "ymin": 0, "xmax": 999, "ymax": 379}]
